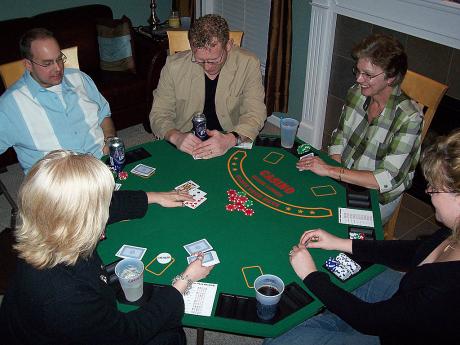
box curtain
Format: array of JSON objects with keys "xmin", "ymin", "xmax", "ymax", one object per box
[{"xmin": 264, "ymin": 0, "xmax": 292, "ymax": 115}]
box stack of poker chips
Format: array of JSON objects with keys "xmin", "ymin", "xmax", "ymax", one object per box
[
  {"xmin": 225, "ymin": 189, "xmax": 255, "ymax": 216},
  {"xmin": 324, "ymin": 253, "xmax": 361, "ymax": 281},
  {"xmin": 297, "ymin": 143, "xmax": 312, "ymax": 155}
]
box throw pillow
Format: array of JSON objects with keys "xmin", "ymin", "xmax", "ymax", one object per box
[{"xmin": 96, "ymin": 16, "xmax": 136, "ymax": 73}]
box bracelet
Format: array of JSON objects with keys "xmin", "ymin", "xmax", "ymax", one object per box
[
  {"xmin": 171, "ymin": 273, "xmax": 194, "ymax": 295},
  {"xmin": 338, "ymin": 167, "xmax": 345, "ymax": 181}
]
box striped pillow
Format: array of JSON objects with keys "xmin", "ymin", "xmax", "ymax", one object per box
[{"xmin": 97, "ymin": 16, "xmax": 136, "ymax": 73}]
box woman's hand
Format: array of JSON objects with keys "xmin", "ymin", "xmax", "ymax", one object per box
[
  {"xmin": 146, "ymin": 190, "xmax": 194, "ymax": 207},
  {"xmin": 299, "ymin": 229, "xmax": 352, "ymax": 253},
  {"xmin": 183, "ymin": 253, "xmax": 214, "ymax": 282},
  {"xmin": 296, "ymin": 156, "xmax": 332, "ymax": 177},
  {"xmin": 289, "ymin": 245, "xmax": 317, "ymax": 280}
]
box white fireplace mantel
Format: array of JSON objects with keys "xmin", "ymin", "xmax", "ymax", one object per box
[{"xmin": 299, "ymin": 0, "xmax": 460, "ymax": 148}]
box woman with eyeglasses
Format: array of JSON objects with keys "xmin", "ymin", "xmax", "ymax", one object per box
[
  {"xmin": 266, "ymin": 129, "xmax": 460, "ymax": 345},
  {"xmin": 297, "ymin": 34, "xmax": 423, "ymax": 224}
]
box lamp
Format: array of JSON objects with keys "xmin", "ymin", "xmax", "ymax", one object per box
[{"xmin": 148, "ymin": 0, "xmax": 161, "ymax": 31}]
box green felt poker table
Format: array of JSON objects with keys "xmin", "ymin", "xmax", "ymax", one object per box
[{"xmin": 97, "ymin": 137, "xmax": 385, "ymax": 340}]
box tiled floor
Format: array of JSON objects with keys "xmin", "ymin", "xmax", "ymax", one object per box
[{"xmin": 0, "ymin": 122, "xmax": 441, "ymax": 344}]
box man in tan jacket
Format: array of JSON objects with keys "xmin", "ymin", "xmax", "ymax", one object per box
[{"xmin": 149, "ymin": 14, "xmax": 267, "ymax": 159}]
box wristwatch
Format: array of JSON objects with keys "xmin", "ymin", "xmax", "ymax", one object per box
[
  {"xmin": 231, "ymin": 131, "xmax": 242, "ymax": 146},
  {"xmin": 172, "ymin": 273, "xmax": 194, "ymax": 295}
]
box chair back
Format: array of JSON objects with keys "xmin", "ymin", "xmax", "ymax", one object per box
[
  {"xmin": 384, "ymin": 71, "xmax": 448, "ymax": 240},
  {"xmin": 166, "ymin": 30, "xmax": 244, "ymax": 55},
  {"xmin": 0, "ymin": 46, "xmax": 80, "ymax": 89},
  {"xmin": 401, "ymin": 70, "xmax": 448, "ymax": 140}
]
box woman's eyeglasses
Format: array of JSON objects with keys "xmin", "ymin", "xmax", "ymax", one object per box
[{"xmin": 352, "ymin": 66, "xmax": 385, "ymax": 81}]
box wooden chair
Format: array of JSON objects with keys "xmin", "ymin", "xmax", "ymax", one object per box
[
  {"xmin": 383, "ymin": 70, "xmax": 448, "ymax": 240},
  {"xmin": 166, "ymin": 30, "xmax": 244, "ymax": 55},
  {"xmin": 0, "ymin": 46, "xmax": 79, "ymax": 88}
]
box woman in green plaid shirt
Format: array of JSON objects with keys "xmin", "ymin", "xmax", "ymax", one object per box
[{"xmin": 297, "ymin": 34, "xmax": 423, "ymax": 224}]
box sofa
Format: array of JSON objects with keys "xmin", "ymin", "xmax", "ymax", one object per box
[{"xmin": 0, "ymin": 4, "xmax": 166, "ymax": 169}]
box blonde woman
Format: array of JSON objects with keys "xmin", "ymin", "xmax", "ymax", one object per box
[
  {"xmin": 268, "ymin": 129, "xmax": 460, "ymax": 345},
  {"xmin": 0, "ymin": 150, "xmax": 212, "ymax": 344}
]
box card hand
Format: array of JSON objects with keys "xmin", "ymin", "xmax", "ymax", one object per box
[
  {"xmin": 296, "ymin": 156, "xmax": 329, "ymax": 176},
  {"xmin": 300, "ymin": 229, "xmax": 343, "ymax": 251},
  {"xmin": 184, "ymin": 253, "xmax": 214, "ymax": 281}
]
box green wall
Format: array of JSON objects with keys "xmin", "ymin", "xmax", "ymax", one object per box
[
  {"xmin": 0, "ymin": 0, "xmax": 172, "ymax": 26},
  {"xmin": 1, "ymin": 0, "xmax": 312, "ymax": 121}
]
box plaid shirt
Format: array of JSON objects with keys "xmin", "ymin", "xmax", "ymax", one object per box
[{"xmin": 329, "ymin": 84, "xmax": 423, "ymax": 204}]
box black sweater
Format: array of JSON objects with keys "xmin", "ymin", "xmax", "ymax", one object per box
[
  {"xmin": 0, "ymin": 191, "xmax": 185, "ymax": 345},
  {"xmin": 304, "ymin": 228, "xmax": 460, "ymax": 345}
]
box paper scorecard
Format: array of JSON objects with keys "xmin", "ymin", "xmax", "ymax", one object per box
[
  {"xmin": 183, "ymin": 282, "xmax": 218, "ymax": 316},
  {"xmin": 338, "ymin": 207, "xmax": 374, "ymax": 228}
]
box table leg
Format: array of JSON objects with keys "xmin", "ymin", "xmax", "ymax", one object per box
[{"xmin": 196, "ymin": 328, "xmax": 205, "ymax": 345}]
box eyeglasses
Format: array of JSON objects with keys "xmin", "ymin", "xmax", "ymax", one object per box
[
  {"xmin": 28, "ymin": 53, "xmax": 67, "ymax": 68},
  {"xmin": 191, "ymin": 49, "xmax": 225, "ymax": 65},
  {"xmin": 352, "ymin": 66, "xmax": 385, "ymax": 81},
  {"xmin": 425, "ymin": 185, "xmax": 459, "ymax": 195}
]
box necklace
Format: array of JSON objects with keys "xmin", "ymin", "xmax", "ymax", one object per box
[{"xmin": 443, "ymin": 242, "xmax": 456, "ymax": 253}]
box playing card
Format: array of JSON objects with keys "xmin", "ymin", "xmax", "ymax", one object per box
[
  {"xmin": 299, "ymin": 152, "xmax": 314, "ymax": 160},
  {"xmin": 183, "ymin": 196, "xmax": 207, "ymax": 209},
  {"xmin": 114, "ymin": 183, "xmax": 122, "ymax": 191},
  {"xmin": 183, "ymin": 239, "xmax": 213, "ymax": 255},
  {"xmin": 189, "ymin": 188, "xmax": 207, "ymax": 200},
  {"xmin": 175, "ymin": 180, "xmax": 200, "ymax": 193},
  {"xmin": 131, "ymin": 164, "xmax": 156, "ymax": 177},
  {"xmin": 116, "ymin": 244, "xmax": 147, "ymax": 260},
  {"xmin": 187, "ymin": 251, "xmax": 220, "ymax": 267}
]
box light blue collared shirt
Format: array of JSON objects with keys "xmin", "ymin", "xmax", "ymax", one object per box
[{"xmin": 0, "ymin": 68, "xmax": 111, "ymax": 173}]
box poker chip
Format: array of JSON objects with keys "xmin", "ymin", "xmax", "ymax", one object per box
[
  {"xmin": 325, "ymin": 257, "xmax": 339, "ymax": 271},
  {"xmin": 225, "ymin": 189, "xmax": 255, "ymax": 216},
  {"xmin": 225, "ymin": 204, "xmax": 237, "ymax": 212},
  {"xmin": 297, "ymin": 143, "xmax": 311, "ymax": 154},
  {"xmin": 243, "ymin": 209, "xmax": 255, "ymax": 216},
  {"xmin": 118, "ymin": 171, "xmax": 128, "ymax": 180},
  {"xmin": 244, "ymin": 200, "xmax": 254, "ymax": 207},
  {"xmin": 157, "ymin": 252, "xmax": 172, "ymax": 264}
]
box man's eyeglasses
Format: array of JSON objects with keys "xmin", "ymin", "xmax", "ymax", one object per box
[
  {"xmin": 191, "ymin": 49, "xmax": 225, "ymax": 65},
  {"xmin": 352, "ymin": 66, "xmax": 385, "ymax": 81},
  {"xmin": 28, "ymin": 53, "xmax": 67, "ymax": 68}
]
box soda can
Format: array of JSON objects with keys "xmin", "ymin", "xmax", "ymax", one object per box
[
  {"xmin": 108, "ymin": 137, "xmax": 125, "ymax": 173},
  {"xmin": 192, "ymin": 112, "xmax": 208, "ymax": 141}
]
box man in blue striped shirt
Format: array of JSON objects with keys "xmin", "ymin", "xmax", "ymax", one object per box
[{"xmin": 0, "ymin": 28, "xmax": 116, "ymax": 174}]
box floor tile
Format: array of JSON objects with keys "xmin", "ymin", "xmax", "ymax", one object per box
[
  {"xmin": 401, "ymin": 194, "xmax": 434, "ymax": 219},
  {"xmin": 398, "ymin": 219, "xmax": 440, "ymax": 240},
  {"xmin": 394, "ymin": 206, "xmax": 425, "ymax": 239}
]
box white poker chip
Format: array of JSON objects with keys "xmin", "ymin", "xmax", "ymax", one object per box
[{"xmin": 157, "ymin": 252, "xmax": 172, "ymax": 264}]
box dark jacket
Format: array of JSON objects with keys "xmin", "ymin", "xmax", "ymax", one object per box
[
  {"xmin": 0, "ymin": 191, "xmax": 185, "ymax": 345},
  {"xmin": 304, "ymin": 227, "xmax": 460, "ymax": 345}
]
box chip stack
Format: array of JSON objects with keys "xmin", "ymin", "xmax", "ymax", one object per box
[
  {"xmin": 225, "ymin": 189, "xmax": 255, "ymax": 216},
  {"xmin": 297, "ymin": 143, "xmax": 312, "ymax": 155}
]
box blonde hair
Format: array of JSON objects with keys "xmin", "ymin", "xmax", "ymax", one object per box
[
  {"xmin": 14, "ymin": 150, "xmax": 115, "ymax": 269},
  {"xmin": 421, "ymin": 129, "xmax": 460, "ymax": 240}
]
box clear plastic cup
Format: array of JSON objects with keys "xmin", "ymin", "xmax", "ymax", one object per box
[
  {"xmin": 280, "ymin": 118, "xmax": 299, "ymax": 148},
  {"xmin": 115, "ymin": 258, "xmax": 144, "ymax": 302},
  {"xmin": 254, "ymin": 274, "xmax": 285, "ymax": 320}
]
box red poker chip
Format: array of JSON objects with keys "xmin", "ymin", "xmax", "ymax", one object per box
[
  {"xmin": 228, "ymin": 196, "xmax": 238, "ymax": 202},
  {"xmin": 225, "ymin": 204, "xmax": 237, "ymax": 211},
  {"xmin": 236, "ymin": 204, "xmax": 246, "ymax": 211},
  {"xmin": 244, "ymin": 209, "xmax": 255, "ymax": 216},
  {"xmin": 118, "ymin": 171, "xmax": 128, "ymax": 180},
  {"xmin": 227, "ymin": 189, "xmax": 237, "ymax": 195}
]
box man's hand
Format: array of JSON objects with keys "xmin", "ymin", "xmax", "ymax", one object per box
[
  {"xmin": 192, "ymin": 130, "xmax": 236, "ymax": 159},
  {"xmin": 167, "ymin": 130, "xmax": 202, "ymax": 155}
]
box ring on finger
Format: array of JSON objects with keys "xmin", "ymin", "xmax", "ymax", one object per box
[{"xmin": 289, "ymin": 250, "xmax": 293, "ymax": 256}]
